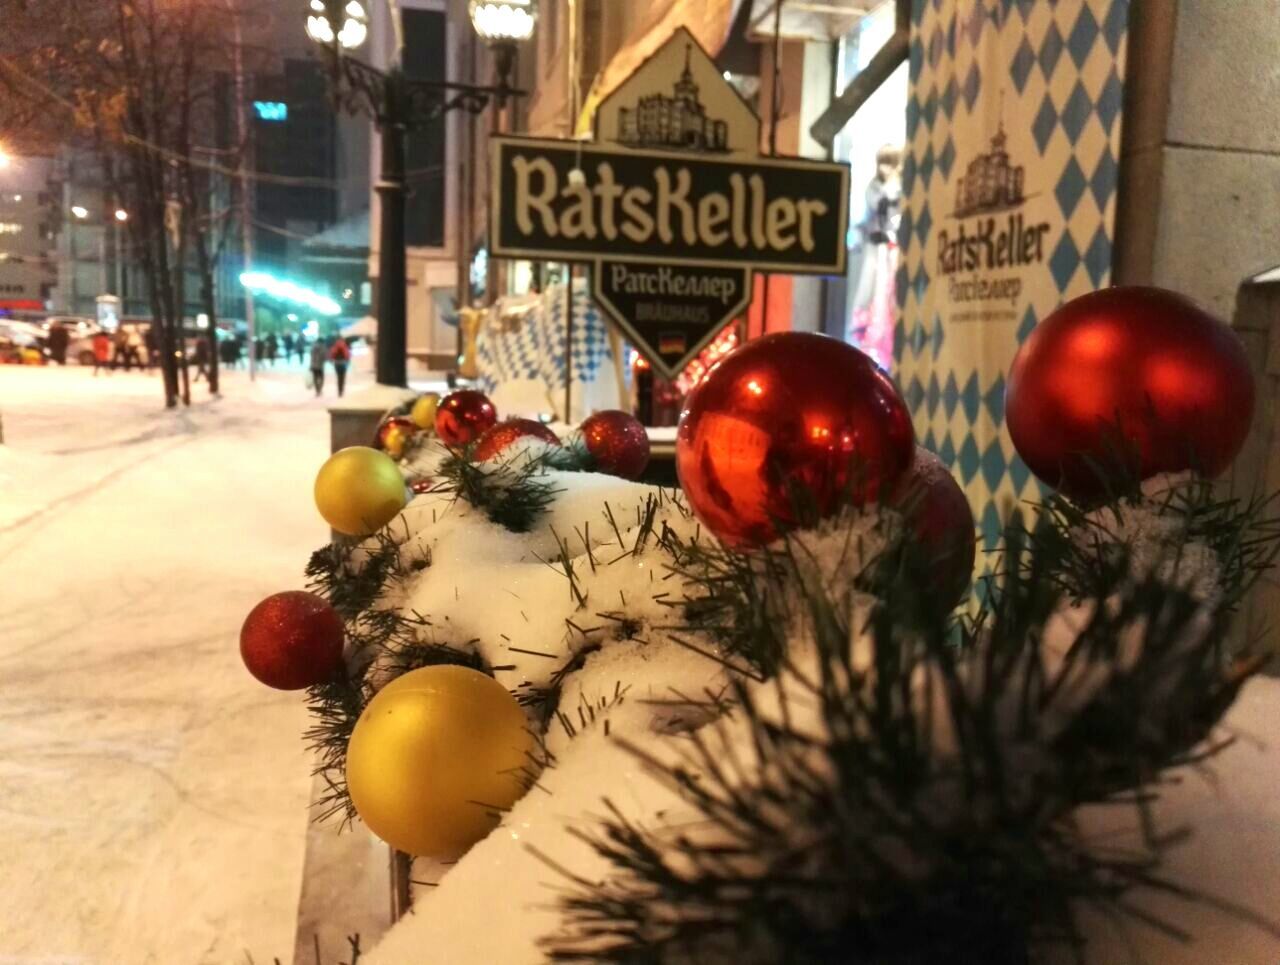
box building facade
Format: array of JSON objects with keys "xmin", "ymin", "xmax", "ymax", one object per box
[{"xmin": 0, "ymin": 155, "xmax": 57, "ymax": 315}]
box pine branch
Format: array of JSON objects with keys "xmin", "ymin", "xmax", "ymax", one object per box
[
  {"xmin": 430, "ymin": 446, "xmax": 566, "ymax": 533},
  {"xmin": 541, "ymin": 488, "xmax": 1280, "ymax": 963}
]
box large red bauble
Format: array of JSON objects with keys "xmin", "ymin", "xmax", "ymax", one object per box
[
  {"xmin": 676, "ymin": 332, "xmax": 915, "ymax": 546},
  {"xmin": 1006, "ymin": 286, "xmax": 1255, "ymax": 501},
  {"xmin": 473, "ymin": 418, "xmax": 560, "ymax": 461},
  {"xmin": 435, "ymin": 390, "xmax": 498, "ymax": 447},
  {"xmin": 889, "ymin": 446, "xmax": 976, "ymax": 610},
  {"xmin": 581, "ymin": 410, "xmax": 650, "ymax": 480},
  {"xmin": 240, "ymin": 590, "xmax": 345, "ymax": 690}
]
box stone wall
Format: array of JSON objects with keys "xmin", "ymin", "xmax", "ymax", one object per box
[{"xmin": 1116, "ymin": 0, "xmax": 1280, "ymax": 314}]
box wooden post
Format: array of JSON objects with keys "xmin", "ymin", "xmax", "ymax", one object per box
[
  {"xmin": 390, "ymin": 849, "xmax": 412, "ymax": 921},
  {"xmin": 564, "ymin": 265, "xmax": 574, "ymax": 422},
  {"xmin": 607, "ymin": 325, "xmax": 628, "ymax": 410}
]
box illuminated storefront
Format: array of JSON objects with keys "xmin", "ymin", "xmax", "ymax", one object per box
[{"xmin": 832, "ymin": 0, "xmax": 907, "ymax": 371}]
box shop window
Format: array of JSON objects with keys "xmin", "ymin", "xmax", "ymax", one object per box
[{"xmin": 834, "ymin": 0, "xmax": 907, "ymax": 372}]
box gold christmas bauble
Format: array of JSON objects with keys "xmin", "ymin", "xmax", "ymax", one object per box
[
  {"xmin": 410, "ymin": 393, "xmax": 441, "ymax": 430},
  {"xmin": 346, "ymin": 664, "xmax": 534, "ymax": 858},
  {"xmin": 314, "ymin": 446, "xmax": 407, "ymax": 536},
  {"xmin": 382, "ymin": 424, "xmax": 412, "ymax": 459}
]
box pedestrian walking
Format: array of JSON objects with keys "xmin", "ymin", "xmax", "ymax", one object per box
[
  {"xmin": 265, "ymin": 333, "xmax": 278, "ymax": 366},
  {"xmin": 294, "ymin": 335, "xmax": 306, "ymax": 365},
  {"xmin": 125, "ymin": 327, "xmax": 145, "ymax": 370},
  {"xmin": 92, "ymin": 330, "xmax": 112, "ymax": 376},
  {"xmin": 309, "ymin": 339, "xmax": 327, "ymax": 397},
  {"xmin": 113, "ymin": 329, "xmax": 130, "ymax": 371},
  {"xmin": 47, "ymin": 321, "xmax": 69, "ymax": 365},
  {"xmin": 192, "ymin": 337, "xmax": 210, "ymax": 383},
  {"xmin": 282, "ymin": 333, "xmax": 294, "ymax": 362},
  {"xmin": 328, "ymin": 336, "xmax": 351, "ymax": 398},
  {"xmin": 143, "ymin": 326, "xmax": 158, "ymax": 369}
]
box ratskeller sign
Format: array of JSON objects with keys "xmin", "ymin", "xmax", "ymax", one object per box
[{"xmin": 489, "ymin": 28, "xmax": 850, "ymax": 380}]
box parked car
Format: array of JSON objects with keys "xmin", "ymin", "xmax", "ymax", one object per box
[
  {"xmin": 0, "ymin": 331, "xmax": 46, "ymax": 365},
  {"xmin": 65, "ymin": 322, "xmax": 106, "ymax": 366},
  {"xmin": 0, "ymin": 319, "xmax": 48, "ymax": 362}
]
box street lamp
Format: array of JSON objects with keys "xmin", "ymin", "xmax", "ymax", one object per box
[
  {"xmin": 469, "ymin": 1, "xmax": 537, "ymax": 79},
  {"xmin": 306, "ymin": 0, "xmax": 367, "ymax": 49},
  {"xmin": 307, "ymin": 0, "xmax": 533, "ymax": 387},
  {"xmin": 71, "ymin": 205, "xmax": 89, "ymax": 219},
  {"xmin": 114, "ymin": 209, "xmax": 129, "ymax": 222}
]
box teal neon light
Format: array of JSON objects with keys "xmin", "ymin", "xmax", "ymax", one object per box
[
  {"xmin": 253, "ymin": 101, "xmax": 288, "ymax": 121},
  {"xmin": 239, "ymin": 271, "xmax": 341, "ymax": 316}
]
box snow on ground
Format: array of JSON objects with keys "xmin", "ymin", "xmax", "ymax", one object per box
[{"xmin": 0, "ymin": 362, "xmax": 353, "ymax": 964}]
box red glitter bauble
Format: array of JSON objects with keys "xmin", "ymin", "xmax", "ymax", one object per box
[
  {"xmin": 1006, "ymin": 286, "xmax": 1255, "ymax": 501},
  {"xmin": 240, "ymin": 591, "xmax": 345, "ymax": 690},
  {"xmin": 410, "ymin": 478, "xmax": 434, "ymax": 495},
  {"xmin": 435, "ymin": 390, "xmax": 498, "ymax": 447},
  {"xmin": 889, "ymin": 446, "xmax": 976, "ymax": 610},
  {"xmin": 581, "ymin": 410, "xmax": 650, "ymax": 480},
  {"xmin": 473, "ymin": 418, "xmax": 560, "ymax": 461},
  {"xmin": 676, "ymin": 332, "xmax": 914, "ymax": 546},
  {"xmin": 375, "ymin": 416, "xmax": 418, "ymax": 459}
]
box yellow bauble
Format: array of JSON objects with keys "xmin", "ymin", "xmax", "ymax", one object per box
[
  {"xmin": 346, "ymin": 664, "xmax": 534, "ymax": 858},
  {"xmin": 314, "ymin": 446, "xmax": 407, "ymax": 536},
  {"xmin": 383, "ymin": 425, "xmax": 411, "ymax": 459},
  {"xmin": 410, "ymin": 393, "xmax": 441, "ymax": 430}
]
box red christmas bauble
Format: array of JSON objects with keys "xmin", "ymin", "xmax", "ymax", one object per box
[
  {"xmin": 676, "ymin": 332, "xmax": 915, "ymax": 546},
  {"xmin": 889, "ymin": 446, "xmax": 976, "ymax": 610},
  {"xmin": 375, "ymin": 416, "xmax": 418, "ymax": 459},
  {"xmin": 473, "ymin": 418, "xmax": 560, "ymax": 461},
  {"xmin": 435, "ymin": 390, "xmax": 498, "ymax": 447},
  {"xmin": 1006, "ymin": 286, "xmax": 1255, "ymax": 501},
  {"xmin": 240, "ymin": 590, "xmax": 345, "ymax": 690},
  {"xmin": 410, "ymin": 478, "xmax": 434, "ymax": 495},
  {"xmin": 581, "ymin": 410, "xmax": 650, "ymax": 480}
]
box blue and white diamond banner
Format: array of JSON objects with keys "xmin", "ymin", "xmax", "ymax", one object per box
[
  {"xmin": 475, "ymin": 280, "xmax": 627, "ymax": 423},
  {"xmin": 896, "ymin": 0, "xmax": 1129, "ymax": 559}
]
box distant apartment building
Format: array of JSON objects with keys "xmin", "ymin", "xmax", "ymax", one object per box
[{"xmin": 0, "ymin": 155, "xmax": 57, "ymax": 315}]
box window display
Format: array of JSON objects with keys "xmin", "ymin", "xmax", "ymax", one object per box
[{"xmin": 834, "ymin": 0, "xmax": 907, "ymax": 370}]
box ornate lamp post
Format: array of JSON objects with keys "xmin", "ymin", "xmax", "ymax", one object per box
[{"xmin": 307, "ymin": 0, "xmax": 535, "ymax": 386}]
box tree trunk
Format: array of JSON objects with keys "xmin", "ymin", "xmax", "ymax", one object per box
[{"xmin": 189, "ymin": 174, "xmax": 221, "ymax": 397}]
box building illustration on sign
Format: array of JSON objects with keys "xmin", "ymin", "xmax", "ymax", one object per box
[
  {"xmin": 615, "ymin": 45, "xmax": 729, "ymax": 153},
  {"xmin": 953, "ymin": 123, "xmax": 1025, "ymax": 217}
]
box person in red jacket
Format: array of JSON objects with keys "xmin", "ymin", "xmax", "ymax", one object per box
[
  {"xmin": 328, "ymin": 336, "xmax": 351, "ymax": 397},
  {"xmin": 92, "ymin": 331, "xmax": 112, "ymax": 376}
]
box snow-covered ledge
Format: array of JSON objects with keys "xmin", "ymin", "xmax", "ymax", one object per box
[{"xmin": 327, "ymin": 384, "xmax": 420, "ymax": 454}]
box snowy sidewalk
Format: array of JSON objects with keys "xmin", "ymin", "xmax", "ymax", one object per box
[{"xmin": 0, "ymin": 366, "xmax": 352, "ymax": 963}]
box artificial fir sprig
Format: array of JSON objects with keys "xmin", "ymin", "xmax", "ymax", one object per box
[
  {"xmin": 305, "ymin": 522, "xmax": 427, "ymax": 621},
  {"xmin": 1023, "ymin": 475, "xmax": 1280, "ymax": 611},
  {"xmin": 431, "ymin": 444, "xmax": 567, "ymax": 532},
  {"xmin": 543, "ymin": 493, "xmax": 1280, "ymax": 964},
  {"xmin": 670, "ymin": 507, "xmax": 903, "ymax": 676}
]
